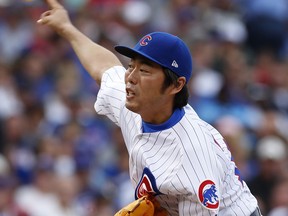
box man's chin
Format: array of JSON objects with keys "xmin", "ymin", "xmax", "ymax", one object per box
[{"xmin": 125, "ymin": 102, "xmax": 139, "ymax": 113}]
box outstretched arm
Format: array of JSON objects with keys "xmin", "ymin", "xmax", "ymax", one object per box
[{"xmin": 37, "ymin": 0, "xmax": 122, "ymax": 85}]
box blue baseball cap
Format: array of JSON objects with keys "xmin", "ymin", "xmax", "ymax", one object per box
[{"xmin": 115, "ymin": 32, "xmax": 193, "ymax": 83}]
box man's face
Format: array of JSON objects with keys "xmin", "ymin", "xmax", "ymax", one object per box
[{"xmin": 124, "ymin": 56, "xmax": 171, "ymax": 122}]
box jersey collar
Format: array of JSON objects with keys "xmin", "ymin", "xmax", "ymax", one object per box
[{"xmin": 142, "ymin": 108, "xmax": 185, "ymax": 133}]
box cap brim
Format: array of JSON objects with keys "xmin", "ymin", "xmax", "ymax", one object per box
[
  {"xmin": 114, "ymin": 45, "xmax": 163, "ymax": 67},
  {"xmin": 115, "ymin": 45, "xmax": 138, "ymax": 58}
]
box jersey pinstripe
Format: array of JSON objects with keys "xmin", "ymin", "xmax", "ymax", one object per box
[{"xmin": 94, "ymin": 66, "xmax": 258, "ymax": 216}]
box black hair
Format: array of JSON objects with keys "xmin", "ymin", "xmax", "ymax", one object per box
[{"xmin": 162, "ymin": 68, "xmax": 189, "ymax": 109}]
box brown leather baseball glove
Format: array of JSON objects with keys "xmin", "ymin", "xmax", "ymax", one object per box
[{"xmin": 114, "ymin": 195, "xmax": 168, "ymax": 216}]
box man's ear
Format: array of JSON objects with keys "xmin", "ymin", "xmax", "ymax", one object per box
[{"xmin": 170, "ymin": 77, "xmax": 186, "ymax": 94}]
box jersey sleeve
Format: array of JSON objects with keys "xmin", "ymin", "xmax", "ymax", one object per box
[{"xmin": 94, "ymin": 66, "xmax": 126, "ymax": 126}]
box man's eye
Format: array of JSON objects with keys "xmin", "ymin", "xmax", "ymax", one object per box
[
  {"xmin": 140, "ymin": 69, "xmax": 149, "ymax": 73},
  {"xmin": 128, "ymin": 65, "xmax": 134, "ymax": 71}
]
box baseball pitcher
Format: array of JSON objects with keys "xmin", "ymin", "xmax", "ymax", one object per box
[{"xmin": 38, "ymin": 0, "xmax": 262, "ymax": 215}]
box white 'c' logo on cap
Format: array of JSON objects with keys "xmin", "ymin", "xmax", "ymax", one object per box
[{"xmin": 140, "ymin": 35, "xmax": 152, "ymax": 46}]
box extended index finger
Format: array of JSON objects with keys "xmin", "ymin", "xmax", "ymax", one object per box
[{"xmin": 45, "ymin": 0, "xmax": 63, "ymax": 9}]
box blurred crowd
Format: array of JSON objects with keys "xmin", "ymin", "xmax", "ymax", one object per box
[{"xmin": 0, "ymin": 0, "xmax": 288, "ymax": 215}]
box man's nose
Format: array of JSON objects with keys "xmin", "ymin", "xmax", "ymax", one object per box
[{"xmin": 127, "ymin": 68, "xmax": 138, "ymax": 84}]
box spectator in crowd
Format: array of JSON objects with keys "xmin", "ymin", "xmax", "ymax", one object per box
[
  {"xmin": 247, "ymin": 135, "xmax": 288, "ymax": 215},
  {"xmin": 268, "ymin": 177, "xmax": 288, "ymax": 216},
  {"xmin": 0, "ymin": 154, "xmax": 28, "ymax": 216}
]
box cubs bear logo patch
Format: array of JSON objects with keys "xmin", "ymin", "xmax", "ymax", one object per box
[{"xmin": 198, "ymin": 180, "xmax": 219, "ymax": 210}]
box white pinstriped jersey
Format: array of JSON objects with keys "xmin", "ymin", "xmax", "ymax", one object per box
[{"xmin": 94, "ymin": 66, "xmax": 258, "ymax": 216}]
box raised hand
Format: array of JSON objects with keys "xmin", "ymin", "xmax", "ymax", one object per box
[
  {"xmin": 37, "ymin": 0, "xmax": 72, "ymax": 36},
  {"xmin": 37, "ymin": 0, "xmax": 122, "ymax": 84}
]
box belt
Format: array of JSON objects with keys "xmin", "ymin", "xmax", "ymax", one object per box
[{"xmin": 250, "ymin": 207, "xmax": 262, "ymax": 216}]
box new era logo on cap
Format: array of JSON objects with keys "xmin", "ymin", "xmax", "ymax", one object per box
[
  {"xmin": 172, "ymin": 60, "xmax": 178, "ymax": 68},
  {"xmin": 114, "ymin": 32, "xmax": 193, "ymax": 83}
]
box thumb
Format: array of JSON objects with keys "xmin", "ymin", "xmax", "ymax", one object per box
[{"xmin": 37, "ymin": 11, "xmax": 52, "ymax": 25}]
